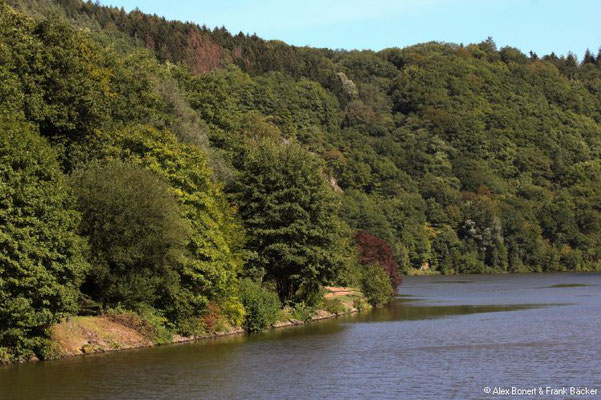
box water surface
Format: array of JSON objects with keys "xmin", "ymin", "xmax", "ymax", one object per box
[{"xmin": 1, "ymin": 273, "xmax": 600, "ymax": 399}]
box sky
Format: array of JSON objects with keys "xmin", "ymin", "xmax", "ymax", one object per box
[{"xmin": 98, "ymin": 0, "xmax": 601, "ymax": 58}]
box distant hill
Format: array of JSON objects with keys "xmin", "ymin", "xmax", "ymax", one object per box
[{"xmin": 2, "ymin": 0, "xmax": 601, "ymax": 362}]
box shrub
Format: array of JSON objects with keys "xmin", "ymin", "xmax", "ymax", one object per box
[
  {"xmin": 456, "ymin": 253, "xmax": 489, "ymax": 274},
  {"xmin": 239, "ymin": 280, "xmax": 281, "ymax": 333},
  {"xmin": 219, "ymin": 298, "xmax": 246, "ymax": 328},
  {"xmin": 201, "ymin": 302, "xmax": 234, "ymax": 333},
  {"xmin": 323, "ymin": 298, "xmax": 347, "ymax": 314},
  {"xmin": 361, "ymin": 264, "xmax": 394, "ymax": 306},
  {"xmin": 352, "ymin": 297, "xmax": 369, "ymax": 311},
  {"xmin": 0, "ymin": 347, "xmax": 11, "ymax": 364},
  {"xmin": 291, "ymin": 302, "xmax": 315, "ymax": 322},
  {"xmin": 107, "ymin": 306, "xmax": 172, "ymax": 345},
  {"xmin": 295, "ymin": 282, "xmax": 325, "ymax": 307}
]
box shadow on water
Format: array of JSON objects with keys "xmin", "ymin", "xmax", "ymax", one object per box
[
  {"xmin": 541, "ymin": 283, "xmax": 593, "ymax": 288},
  {"xmin": 342, "ymin": 300, "xmax": 561, "ymax": 324}
]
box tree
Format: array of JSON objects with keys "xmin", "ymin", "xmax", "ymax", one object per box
[
  {"xmin": 0, "ymin": 119, "xmax": 88, "ymax": 361},
  {"xmin": 430, "ymin": 226, "xmax": 463, "ymax": 274},
  {"xmin": 71, "ymin": 161, "xmax": 188, "ymax": 310},
  {"xmin": 355, "ymin": 230, "xmax": 402, "ymax": 291},
  {"xmin": 231, "ymin": 140, "xmax": 343, "ymax": 302},
  {"xmin": 94, "ymin": 125, "xmax": 246, "ymax": 322},
  {"xmin": 583, "ymin": 49, "xmax": 595, "ymax": 64}
]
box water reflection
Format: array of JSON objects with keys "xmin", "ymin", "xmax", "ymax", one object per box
[
  {"xmin": 349, "ymin": 301, "xmax": 555, "ymax": 323},
  {"xmin": 1, "ymin": 273, "xmax": 600, "ymax": 400}
]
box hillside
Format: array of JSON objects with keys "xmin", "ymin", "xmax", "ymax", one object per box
[{"xmin": 2, "ymin": 0, "xmax": 601, "ymax": 362}]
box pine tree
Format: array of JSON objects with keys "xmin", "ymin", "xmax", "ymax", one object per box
[{"xmin": 583, "ymin": 49, "xmax": 595, "ymax": 64}]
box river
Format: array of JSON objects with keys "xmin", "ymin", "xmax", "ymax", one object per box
[{"xmin": 1, "ymin": 273, "xmax": 600, "ymax": 399}]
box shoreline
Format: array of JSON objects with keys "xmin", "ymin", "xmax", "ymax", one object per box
[{"xmin": 33, "ymin": 305, "xmax": 364, "ymax": 364}]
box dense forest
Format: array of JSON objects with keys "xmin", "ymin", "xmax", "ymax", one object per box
[{"xmin": 2, "ymin": 0, "xmax": 601, "ymax": 362}]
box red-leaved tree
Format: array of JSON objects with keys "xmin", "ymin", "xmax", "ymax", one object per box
[{"xmin": 355, "ymin": 230, "xmax": 402, "ymax": 291}]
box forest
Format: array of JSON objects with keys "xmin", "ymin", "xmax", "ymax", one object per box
[{"xmin": 2, "ymin": 0, "xmax": 601, "ymax": 362}]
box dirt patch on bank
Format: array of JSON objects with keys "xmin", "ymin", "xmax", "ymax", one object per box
[
  {"xmin": 51, "ymin": 316, "xmax": 153, "ymax": 356},
  {"xmin": 47, "ymin": 286, "xmax": 368, "ymax": 361}
]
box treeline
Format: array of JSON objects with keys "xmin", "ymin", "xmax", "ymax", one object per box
[
  {"xmin": 2, "ymin": 0, "xmax": 601, "ymax": 362},
  {"xmin": 0, "ymin": 2, "xmax": 398, "ymax": 363}
]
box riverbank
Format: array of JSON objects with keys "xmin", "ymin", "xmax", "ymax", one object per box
[{"xmin": 43, "ymin": 287, "xmax": 368, "ymax": 362}]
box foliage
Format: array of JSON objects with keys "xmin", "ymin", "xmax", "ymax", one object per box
[
  {"xmin": 107, "ymin": 305, "xmax": 173, "ymax": 345},
  {"xmin": 71, "ymin": 160, "xmax": 188, "ymax": 310},
  {"xmin": 4, "ymin": 0, "xmax": 601, "ymax": 361},
  {"xmin": 238, "ymin": 279, "xmax": 281, "ymax": 333},
  {"xmin": 322, "ymin": 298, "xmax": 347, "ymax": 314},
  {"xmin": 355, "ymin": 230, "xmax": 402, "ymax": 291},
  {"xmin": 231, "ymin": 140, "xmax": 345, "ymax": 302},
  {"xmin": 0, "ymin": 119, "xmax": 88, "ymax": 361},
  {"xmin": 93, "ymin": 125, "xmax": 246, "ymax": 332},
  {"xmin": 290, "ymin": 302, "xmax": 315, "ymax": 323},
  {"xmin": 352, "ymin": 296, "xmax": 369, "ymax": 311},
  {"xmin": 361, "ymin": 265, "xmax": 394, "ymax": 306}
]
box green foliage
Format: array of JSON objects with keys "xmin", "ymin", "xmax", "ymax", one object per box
[
  {"xmin": 290, "ymin": 302, "xmax": 315, "ymax": 323},
  {"xmin": 361, "ymin": 265, "xmax": 394, "ymax": 306},
  {"xmin": 238, "ymin": 279, "xmax": 281, "ymax": 333},
  {"xmin": 94, "ymin": 126, "xmax": 246, "ymax": 311},
  {"xmin": 4, "ymin": 0, "xmax": 601, "ymax": 362},
  {"xmin": 231, "ymin": 140, "xmax": 345, "ymax": 302},
  {"xmin": 456, "ymin": 253, "xmax": 489, "ymax": 275},
  {"xmin": 322, "ymin": 298, "xmax": 346, "ymax": 314},
  {"xmin": 0, "ymin": 119, "xmax": 88, "ymax": 361},
  {"xmin": 352, "ymin": 296, "xmax": 369, "ymax": 311},
  {"xmin": 70, "ymin": 160, "xmax": 188, "ymax": 310},
  {"xmin": 107, "ymin": 306, "xmax": 173, "ymax": 345}
]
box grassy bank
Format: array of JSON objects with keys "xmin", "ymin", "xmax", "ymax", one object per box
[{"xmin": 44, "ymin": 287, "xmax": 370, "ymax": 360}]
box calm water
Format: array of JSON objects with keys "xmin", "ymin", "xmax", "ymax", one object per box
[{"xmin": 1, "ymin": 273, "xmax": 601, "ymax": 399}]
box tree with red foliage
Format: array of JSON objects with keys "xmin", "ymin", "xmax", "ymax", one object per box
[{"xmin": 355, "ymin": 230, "xmax": 402, "ymax": 291}]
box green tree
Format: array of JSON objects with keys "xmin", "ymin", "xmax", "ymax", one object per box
[
  {"xmin": 0, "ymin": 119, "xmax": 88, "ymax": 361},
  {"xmin": 71, "ymin": 161, "xmax": 188, "ymax": 310},
  {"xmin": 231, "ymin": 140, "xmax": 344, "ymax": 302},
  {"xmin": 93, "ymin": 125, "xmax": 246, "ymax": 332}
]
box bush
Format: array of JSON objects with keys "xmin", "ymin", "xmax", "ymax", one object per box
[
  {"xmin": 219, "ymin": 298, "xmax": 246, "ymax": 328},
  {"xmin": 352, "ymin": 297, "xmax": 369, "ymax": 311},
  {"xmin": 323, "ymin": 298, "xmax": 347, "ymax": 314},
  {"xmin": 0, "ymin": 347, "xmax": 11, "ymax": 364},
  {"xmin": 295, "ymin": 282, "xmax": 325, "ymax": 307},
  {"xmin": 239, "ymin": 280, "xmax": 281, "ymax": 333},
  {"xmin": 107, "ymin": 306, "xmax": 173, "ymax": 345},
  {"xmin": 456, "ymin": 253, "xmax": 489, "ymax": 274},
  {"xmin": 291, "ymin": 302, "xmax": 316, "ymax": 322},
  {"xmin": 361, "ymin": 265, "xmax": 394, "ymax": 306}
]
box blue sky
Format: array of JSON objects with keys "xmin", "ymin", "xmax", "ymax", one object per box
[{"xmin": 99, "ymin": 0, "xmax": 601, "ymax": 58}]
